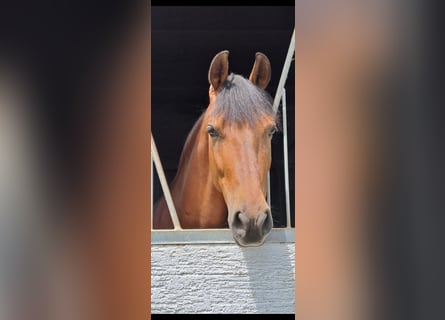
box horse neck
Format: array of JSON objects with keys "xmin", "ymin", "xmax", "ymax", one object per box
[{"xmin": 170, "ymin": 113, "xmax": 227, "ymax": 228}]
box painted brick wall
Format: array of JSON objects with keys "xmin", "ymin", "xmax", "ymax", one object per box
[{"xmin": 151, "ymin": 243, "xmax": 295, "ymax": 314}]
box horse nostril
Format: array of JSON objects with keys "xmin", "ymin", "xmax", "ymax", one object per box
[
  {"xmin": 261, "ymin": 210, "xmax": 273, "ymax": 236},
  {"xmin": 232, "ymin": 211, "xmax": 250, "ymax": 229},
  {"xmin": 232, "ymin": 211, "xmax": 243, "ymax": 228}
]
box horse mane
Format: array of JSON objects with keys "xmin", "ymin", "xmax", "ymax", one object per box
[
  {"xmin": 210, "ymin": 73, "xmax": 278, "ymax": 126},
  {"xmin": 169, "ymin": 113, "xmax": 205, "ymax": 189}
]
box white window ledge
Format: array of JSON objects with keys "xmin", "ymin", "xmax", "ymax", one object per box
[{"xmin": 151, "ymin": 228, "xmax": 294, "ymax": 245}]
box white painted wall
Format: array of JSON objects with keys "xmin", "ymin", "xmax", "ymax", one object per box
[{"xmin": 151, "ymin": 242, "xmax": 295, "ymax": 314}]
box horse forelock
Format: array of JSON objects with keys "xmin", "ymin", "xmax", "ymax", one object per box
[{"xmin": 210, "ymin": 74, "xmax": 278, "ymax": 126}]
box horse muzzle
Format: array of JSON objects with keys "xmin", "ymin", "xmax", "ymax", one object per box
[{"xmin": 229, "ymin": 209, "xmax": 273, "ymax": 247}]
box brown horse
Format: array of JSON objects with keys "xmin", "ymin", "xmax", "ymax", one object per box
[{"xmin": 153, "ymin": 50, "xmax": 278, "ymax": 246}]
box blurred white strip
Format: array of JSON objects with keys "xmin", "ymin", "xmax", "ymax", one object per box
[{"xmin": 0, "ymin": 64, "xmax": 49, "ymax": 320}]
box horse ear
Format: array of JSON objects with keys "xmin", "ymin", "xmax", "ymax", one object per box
[
  {"xmin": 249, "ymin": 52, "xmax": 271, "ymax": 90},
  {"xmin": 208, "ymin": 50, "xmax": 229, "ymax": 92}
]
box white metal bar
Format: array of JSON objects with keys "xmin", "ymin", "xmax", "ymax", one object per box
[
  {"xmin": 281, "ymin": 89, "xmax": 291, "ymax": 228},
  {"xmin": 151, "ymin": 228, "xmax": 295, "ymax": 245},
  {"xmin": 267, "ymin": 171, "xmax": 271, "ymax": 208},
  {"xmin": 273, "ymin": 28, "xmax": 295, "ymax": 114},
  {"xmin": 151, "ymin": 149, "xmax": 153, "ymax": 229},
  {"xmin": 151, "ymin": 132, "xmax": 182, "ymax": 230}
]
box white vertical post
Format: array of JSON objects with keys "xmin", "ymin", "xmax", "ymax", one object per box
[
  {"xmin": 281, "ymin": 89, "xmax": 291, "ymax": 228},
  {"xmin": 151, "ymin": 149, "xmax": 153, "ymax": 229},
  {"xmin": 267, "ymin": 172, "xmax": 271, "ymax": 208}
]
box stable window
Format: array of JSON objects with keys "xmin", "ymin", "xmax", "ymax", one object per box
[
  {"xmin": 151, "ymin": 6, "xmax": 294, "ymax": 245},
  {"xmin": 151, "ymin": 35, "xmax": 294, "ymax": 245}
]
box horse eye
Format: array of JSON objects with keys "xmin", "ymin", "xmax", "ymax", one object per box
[
  {"xmin": 207, "ymin": 125, "xmax": 219, "ymax": 138},
  {"xmin": 268, "ymin": 126, "xmax": 277, "ymax": 137}
]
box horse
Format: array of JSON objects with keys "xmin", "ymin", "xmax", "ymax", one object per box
[{"xmin": 153, "ymin": 50, "xmax": 278, "ymax": 247}]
